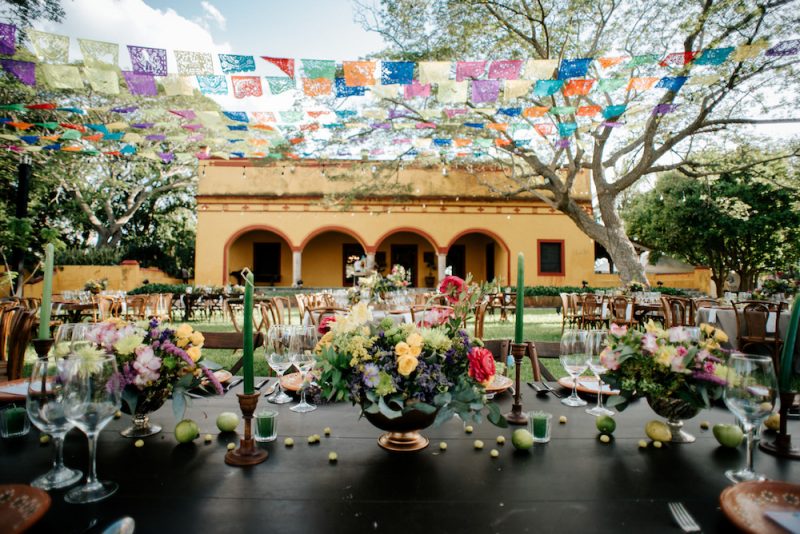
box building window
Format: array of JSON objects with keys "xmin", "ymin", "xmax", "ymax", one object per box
[{"xmin": 538, "ymin": 240, "xmax": 564, "ymax": 276}]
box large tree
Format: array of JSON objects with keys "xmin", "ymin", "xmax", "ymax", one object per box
[
  {"xmin": 622, "ymin": 149, "xmax": 800, "ymax": 293},
  {"xmin": 354, "ymin": 0, "xmax": 800, "ymax": 283}
]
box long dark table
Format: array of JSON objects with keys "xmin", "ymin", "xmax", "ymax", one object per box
[{"xmin": 2, "ymin": 382, "xmax": 798, "ymax": 533}]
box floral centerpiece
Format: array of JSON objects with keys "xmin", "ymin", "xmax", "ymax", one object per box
[
  {"xmin": 386, "ymin": 264, "xmax": 411, "ymax": 289},
  {"xmin": 315, "ymin": 276, "xmax": 504, "ymax": 451},
  {"xmin": 84, "ymin": 278, "xmax": 108, "ymax": 294},
  {"xmin": 602, "ymin": 321, "xmax": 729, "ymax": 441},
  {"xmin": 754, "ymin": 269, "xmax": 800, "ymax": 299},
  {"xmin": 82, "ymin": 318, "xmax": 222, "ymax": 437}
]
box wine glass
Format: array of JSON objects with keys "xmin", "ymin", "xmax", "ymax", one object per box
[
  {"xmin": 560, "ymin": 329, "xmax": 588, "ymax": 407},
  {"xmin": 26, "ymin": 356, "xmax": 83, "ymax": 490},
  {"xmin": 723, "ymin": 353, "xmax": 778, "ymax": 483},
  {"xmin": 266, "ymin": 325, "xmax": 293, "ymax": 404},
  {"xmin": 290, "ymin": 326, "xmax": 319, "ymax": 413},
  {"xmin": 62, "ymin": 353, "xmax": 122, "ymax": 503},
  {"xmin": 53, "ymin": 323, "xmax": 82, "ymax": 357},
  {"xmin": 585, "ymin": 330, "xmax": 613, "ymax": 416}
]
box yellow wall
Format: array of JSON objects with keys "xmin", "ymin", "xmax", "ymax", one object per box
[
  {"xmin": 303, "ymin": 231, "xmax": 362, "ymax": 287},
  {"xmin": 226, "ymin": 229, "xmax": 293, "ymax": 285},
  {"xmin": 376, "ymin": 232, "xmax": 435, "ymax": 287},
  {"xmin": 589, "ymin": 268, "xmax": 713, "ymax": 293},
  {"xmin": 23, "ymin": 263, "xmax": 181, "ymax": 297}
]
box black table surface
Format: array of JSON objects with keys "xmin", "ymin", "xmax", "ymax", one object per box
[{"xmin": 2, "ymin": 382, "xmax": 798, "ymax": 534}]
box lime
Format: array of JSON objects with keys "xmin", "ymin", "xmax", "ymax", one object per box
[
  {"xmin": 464, "ymin": 425, "xmax": 474, "ymax": 434},
  {"xmin": 227, "ymin": 442, "xmax": 235, "ymax": 451},
  {"xmin": 713, "ymin": 424, "xmax": 744, "ymax": 448},
  {"xmin": 700, "ymin": 421, "xmax": 710, "ymax": 430},
  {"xmin": 175, "ymin": 419, "xmax": 199, "ymax": 443},
  {"xmin": 216, "ymin": 412, "xmax": 240, "ymax": 432},
  {"xmin": 764, "ymin": 413, "xmax": 780, "ymax": 431},
  {"xmin": 39, "ymin": 434, "xmax": 50, "ymax": 444},
  {"xmin": 645, "ymin": 420, "xmax": 672, "ymax": 442},
  {"xmin": 653, "ymin": 440, "xmax": 663, "ymax": 449},
  {"xmin": 511, "ymin": 429, "xmax": 534, "ymax": 450},
  {"xmin": 204, "ymin": 434, "xmax": 213, "ymax": 443},
  {"xmin": 638, "ymin": 440, "xmax": 648, "ymax": 448},
  {"xmin": 596, "ymin": 415, "xmax": 616, "ymax": 434},
  {"xmin": 324, "ymin": 427, "xmax": 332, "ymax": 436}
]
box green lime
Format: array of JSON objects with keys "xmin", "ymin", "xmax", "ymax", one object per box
[
  {"xmin": 645, "ymin": 420, "xmax": 672, "ymax": 442},
  {"xmin": 511, "ymin": 429, "xmax": 534, "ymax": 450},
  {"xmin": 175, "ymin": 419, "xmax": 199, "ymax": 443},
  {"xmin": 713, "ymin": 424, "xmax": 744, "ymax": 448},
  {"xmin": 596, "ymin": 415, "xmax": 616, "ymax": 434},
  {"xmin": 216, "ymin": 412, "xmax": 240, "ymax": 432}
]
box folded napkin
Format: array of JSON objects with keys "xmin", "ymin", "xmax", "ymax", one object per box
[
  {"xmin": 0, "ymin": 382, "xmax": 29, "ymax": 396},
  {"xmin": 578, "ymin": 379, "xmax": 615, "ymax": 393},
  {"xmin": 767, "ymin": 312, "xmax": 777, "ymax": 334},
  {"xmin": 708, "ymin": 308, "xmax": 718, "ymax": 323}
]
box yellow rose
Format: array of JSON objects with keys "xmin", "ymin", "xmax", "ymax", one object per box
[
  {"xmin": 408, "ymin": 344, "xmax": 422, "ymax": 357},
  {"xmin": 185, "ymin": 346, "xmax": 202, "ymax": 362},
  {"xmin": 714, "ymin": 329, "xmax": 728, "ymax": 343},
  {"xmin": 395, "ymin": 342, "xmax": 411, "ymax": 358},
  {"xmin": 175, "ymin": 324, "xmax": 193, "ymax": 339},
  {"xmin": 175, "ymin": 337, "xmax": 189, "ymax": 348},
  {"xmin": 700, "ymin": 323, "xmax": 714, "ymax": 335},
  {"xmin": 406, "ymin": 333, "xmax": 423, "ymax": 347},
  {"xmin": 397, "ymin": 354, "xmax": 419, "ymax": 376},
  {"xmin": 655, "ymin": 345, "xmax": 676, "ymax": 367},
  {"xmin": 190, "ymin": 331, "xmax": 205, "ymax": 347}
]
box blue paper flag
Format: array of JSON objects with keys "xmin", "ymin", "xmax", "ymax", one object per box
[
  {"xmin": 335, "ymin": 110, "xmax": 358, "ymax": 119},
  {"xmin": 197, "ymin": 75, "xmax": 228, "ymax": 95},
  {"xmin": 103, "ymin": 132, "xmax": 124, "ymax": 141},
  {"xmin": 557, "ymin": 122, "xmax": 577, "ymax": 137},
  {"xmin": 534, "ymin": 80, "xmax": 563, "ymax": 96},
  {"xmin": 463, "ymin": 122, "xmax": 484, "ymax": 129},
  {"xmin": 602, "ymin": 104, "xmax": 627, "ymax": 119},
  {"xmin": 558, "ymin": 58, "xmax": 591, "ymax": 80},
  {"xmin": 381, "ymin": 61, "xmax": 414, "ymax": 85},
  {"xmin": 120, "ymin": 144, "xmax": 137, "ymax": 155},
  {"xmin": 433, "ymin": 138, "xmax": 452, "ymax": 146},
  {"xmin": 86, "ymin": 124, "xmax": 109, "ymax": 134},
  {"xmin": 19, "ymin": 135, "xmax": 38, "ymax": 144},
  {"xmin": 693, "ymin": 47, "xmax": 734, "ymax": 66},
  {"xmin": 655, "ymin": 76, "xmax": 687, "ymax": 93},
  {"xmin": 42, "ymin": 143, "xmax": 61, "ymax": 150},
  {"xmin": 219, "ymin": 54, "xmax": 255, "ymax": 73},
  {"xmin": 227, "ymin": 125, "xmax": 248, "ymax": 131},
  {"xmin": 336, "ymin": 77, "xmax": 365, "ymax": 97},
  {"xmin": 223, "ymin": 111, "xmax": 249, "ymax": 123},
  {"xmin": 498, "ymin": 107, "xmax": 522, "ymax": 117}
]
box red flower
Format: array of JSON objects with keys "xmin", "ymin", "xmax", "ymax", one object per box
[
  {"xmin": 318, "ymin": 315, "xmax": 336, "ymax": 334},
  {"xmin": 467, "ymin": 346, "xmax": 496, "ymax": 385},
  {"xmin": 438, "ymin": 275, "xmax": 465, "ymax": 303}
]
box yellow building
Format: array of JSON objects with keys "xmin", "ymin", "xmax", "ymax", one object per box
[{"xmin": 194, "ymin": 160, "xmax": 597, "ymax": 288}]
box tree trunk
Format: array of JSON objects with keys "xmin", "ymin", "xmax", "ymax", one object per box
[
  {"xmin": 711, "ymin": 274, "xmax": 724, "ymax": 296},
  {"xmin": 594, "ymin": 186, "xmax": 649, "ymax": 285}
]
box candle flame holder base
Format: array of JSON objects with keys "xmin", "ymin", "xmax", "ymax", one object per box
[
  {"xmin": 504, "ymin": 343, "xmax": 529, "ymax": 425},
  {"xmin": 225, "ymin": 393, "xmax": 268, "ymax": 466},
  {"xmin": 32, "ymin": 338, "xmax": 54, "ymax": 359},
  {"xmin": 759, "ymin": 392, "xmax": 800, "ymax": 460}
]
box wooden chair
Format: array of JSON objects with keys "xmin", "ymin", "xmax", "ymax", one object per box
[
  {"xmin": 0, "ymin": 305, "xmax": 18, "ymax": 365},
  {"xmin": 307, "ymin": 307, "xmax": 348, "ymax": 327},
  {"xmin": 257, "ymin": 303, "xmax": 273, "ymax": 336},
  {"xmin": 661, "ymin": 296, "xmax": 694, "ymax": 328},
  {"xmin": 294, "ymin": 294, "xmax": 309, "ymax": 324},
  {"xmin": 410, "ymin": 305, "xmax": 457, "ymax": 327},
  {"xmin": 269, "ymin": 297, "xmax": 291, "ymax": 325},
  {"xmin": 125, "ymin": 295, "xmax": 147, "ymax": 320},
  {"xmin": 733, "ymin": 300, "xmax": 784, "ymax": 369},
  {"xmin": 474, "ymin": 299, "xmax": 489, "ymax": 340},
  {"xmin": 559, "ymin": 292, "xmax": 580, "ymax": 334},
  {"xmin": 499, "ymin": 291, "xmax": 516, "ymax": 322},
  {"xmin": 198, "ymin": 331, "xmax": 265, "ymax": 375},
  {"xmin": 228, "ymin": 301, "xmax": 264, "ymax": 334},
  {"xmin": 579, "ymin": 295, "xmax": 605, "ymax": 329},
  {"xmin": 482, "ymin": 339, "xmax": 546, "ymax": 382},
  {"xmin": 609, "ymin": 296, "xmax": 636, "ymax": 329},
  {"xmin": 482, "ymin": 339, "xmax": 510, "ymax": 364},
  {"xmin": 1, "ymin": 307, "xmax": 36, "ymax": 382},
  {"xmin": 93, "ymin": 295, "xmax": 119, "ymax": 322}
]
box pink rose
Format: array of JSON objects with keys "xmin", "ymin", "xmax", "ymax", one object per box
[
  {"xmin": 641, "ymin": 333, "xmax": 658, "ymax": 354},
  {"xmin": 318, "ymin": 315, "xmax": 336, "ymax": 335},
  {"xmin": 610, "ymin": 323, "xmax": 627, "ymax": 337},
  {"xmin": 600, "ymin": 348, "xmax": 619, "ymax": 371},
  {"xmin": 467, "ymin": 347, "xmax": 496, "ymax": 385},
  {"xmin": 438, "ymin": 275, "xmax": 465, "ymax": 304}
]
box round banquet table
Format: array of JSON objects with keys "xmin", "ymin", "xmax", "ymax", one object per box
[{"xmin": 1, "ymin": 380, "xmax": 798, "ymax": 533}]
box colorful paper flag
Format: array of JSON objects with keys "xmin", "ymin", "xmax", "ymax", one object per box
[
  {"xmin": 78, "ymin": 38, "xmax": 118, "ymax": 68},
  {"xmin": 418, "ymin": 61, "xmax": 451, "ymax": 83},
  {"xmin": 522, "ymin": 59, "xmax": 557, "ymax": 80},
  {"xmin": 0, "ymin": 23, "xmax": 15, "ymax": 55},
  {"xmin": 160, "ymin": 75, "xmax": 194, "ymax": 96},
  {"xmin": 655, "ymin": 76, "xmax": 687, "ymax": 93},
  {"xmin": 303, "ymin": 77, "xmax": 332, "ymax": 96},
  {"xmin": 471, "ymin": 80, "xmax": 500, "ymax": 103},
  {"xmin": 1, "ymin": 59, "xmax": 35, "ymax": 86},
  {"xmin": 766, "ymin": 39, "xmax": 800, "ymax": 56},
  {"xmin": 558, "ymin": 58, "xmax": 591, "ymax": 80},
  {"xmin": 302, "ymin": 59, "xmax": 336, "ymax": 79},
  {"xmin": 231, "ymin": 76, "xmax": 263, "ymax": 98},
  {"xmin": 534, "ymin": 79, "xmax": 563, "ymax": 96},
  {"xmin": 84, "ymin": 67, "xmax": 119, "ymax": 94},
  {"xmin": 659, "ymin": 51, "xmax": 699, "ymax": 67},
  {"xmin": 28, "ymin": 30, "xmax": 69, "ymax": 63},
  {"xmin": 523, "ymin": 106, "xmax": 549, "ymax": 118},
  {"xmin": 174, "ymin": 50, "xmax": 213, "ymax": 75},
  {"xmin": 437, "ymin": 81, "xmax": 468, "ymax": 103},
  {"xmin": 261, "ymin": 56, "xmax": 295, "ymax": 78},
  {"xmin": 456, "ymin": 61, "xmax": 486, "ymax": 81},
  {"xmin": 693, "ymin": 47, "xmax": 734, "ymax": 66},
  {"xmin": 128, "ymin": 45, "xmax": 168, "ymax": 76},
  {"xmin": 502, "ymin": 80, "xmax": 533, "ymax": 101},
  {"xmin": 625, "ymin": 54, "xmax": 660, "ymax": 69},
  {"xmin": 627, "ymin": 77, "xmax": 659, "ymax": 91},
  {"xmin": 197, "ymin": 75, "xmax": 228, "ymax": 95},
  {"xmin": 266, "ymin": 76, "xmax": 294, "ymax": 94},
  {"xmin": 498, "ymin": 107, "xmax": 522, "ymax": 117},
  {"xmin": 576, "ymin": 105, "xmax": 601, "ymax": 117},
  {"xmin": 404, "ymin": 80, "xmax": 431, "ymax": 98},
  {"xmin": 598, "ymin": 78, "xmax": 627, "ymax": 92},
  {"xmin": 686, "ymin": 74, "xmax": 721, "ymax": 86},
  {"xmin": 219, "ymin": 54, "xmax": 255, "ymax": 73},
  {"xmin": 343, "ymin": 61, "xmax": 376, "ymax": 86},
  {"xmin": 488, "ymin": 60, "xmax": 522, "ymax": 80},
  {"xmin": 222, "ymin": 112, "xmax": 249, "ymax": 123},
  {"xmin": 562, "ymin": 79, "xmax": 595, "ymax": 96},
  {"xmin": 335, "ymin": 77, "xmax": 365, "ymax": 97},
  {"xmin": 602, "ymin": 104, "xmax": 627, "ymax": 118},
  {"xmin": 557, "ymin": 122, "xmax": 577, "ymax": 137},
  {"xmin": 652, "ymin": 103, "xmax": 678, "ymax": 115},
  {"xmin": 549, "ymin": 106, "xmax": 576, "ymax": 115},
  {"xmin": 41, "ymin": 65, "xmax": 83, "ymax": 90},
  {"xmin": 597, "ymin": 56, "xmax": 627, "ymax": 69},
  {"xmin": 381, "ymin": 61, "xmax": 414, "ymax": 85},
  {"xmin": 731, "ymin": 42, "xmax": 768, "ymax": 61}
]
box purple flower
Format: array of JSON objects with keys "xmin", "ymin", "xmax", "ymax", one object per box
[
  {"xmin": 692, "ymin": 371, "xmax": 726, "ymax": 386},
  {"xmin": 202, "ymin": 366, "xmax": 224, "ymax": 395},
  {"xmin": 363, "ymin": 363, "xmax": 380, "ymax": 388}
]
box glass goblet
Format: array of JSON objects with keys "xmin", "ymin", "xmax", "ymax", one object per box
[
  {"xmin": 559, "ymin": 329, "xmax": 588, "ymax": 407},
  {"xmin": 62, "ymin": 353, "xmax": 122, "ymax": 504},
  {"xmin": 723, "ymin": 353, "xmax": 778, "ymax": 483},
  {"xmin": 290, "ymin": 326, "xmax": 319, "ymax": 413},
  {"xmin": 585, "ymin": 330, "xmax": 613, "ymax": 416},
  {"xmin": 266, "ymin": 325, "xmax": 293, "ymax": 404},
  {"xmin": 26, "ymin": 356, "xmax": 82, "ymax": 490}
]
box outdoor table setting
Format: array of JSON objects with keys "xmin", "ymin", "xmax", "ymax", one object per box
[{"xmin": 696, "ymin": 306, "xmax": 794, "ymax": 350}]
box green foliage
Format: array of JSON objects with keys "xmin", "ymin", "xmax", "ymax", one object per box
[
  {"xmin": 516, "ymin": 286, "xmax": 687, "ymax": 297},
  {"xmin": 127, "ymin": 283, "xmax": 190, "ymax": 296},
  {"xmin": 55, "ymin": 247, "xmax": 124, "ymax": 266}
]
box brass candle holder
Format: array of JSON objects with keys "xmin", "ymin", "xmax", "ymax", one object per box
[
  {"xmin": 759, "ymin": 392, "xmax": 800, "ymax": 460},
  {"xmin": 225, "ymin": 393, "xmax": 268, "ymax": 466},
  {"xmin": 504, "ymin": 342, "xmax": 529, "ymax": 425}
]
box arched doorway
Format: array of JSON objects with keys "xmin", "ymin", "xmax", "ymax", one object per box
[
  {"xmin": 373, "ymin": 228, "xmax": 440, "ymax": 287},
  {"xmin": 300, "ymin": 228, "xmax": 368, "ymax": 287},
  {"xmin": 446, "ymin": 230, "xmax": 511, "ymax": 284},
  {"xmin": 224, "ymin": 226, "xmax": 294, "ymax": 286}
]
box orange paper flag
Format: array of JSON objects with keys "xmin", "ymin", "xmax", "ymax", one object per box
[
  {"xmin": 523, "ymin": 106, "xmax": 549, "ymax": 118},
  {"xmin": 576, "ymin": 105, "xmax": 601, "ymax": 117},
  {"xmin": 302, "ymin": 77, "xmax": 332, "ymax": 97},
  {"xmin": 562, "ymin": 79, "xmax": 595, "ymax": 96},
  {"xmin": 626, "ymin": 77, "xmax": 659, "ymax": 91},
  {"xmin": 343, "ymin": 61, "xmax": 376, "ymax": 87},
  {"xmin": 597, "ymin": 56, "xmax": 627, "ymax": 68}
]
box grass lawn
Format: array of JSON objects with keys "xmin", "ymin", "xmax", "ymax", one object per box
[{"xmin": 24, "ymin": 308, "xmax": 568, "ymax": 381}]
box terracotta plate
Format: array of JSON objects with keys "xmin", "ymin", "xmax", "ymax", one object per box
[
  {"xmin": 280, "ymin": 372, "xmax": 303, "ymax": 392},
  {"xmin": 557, "ymin": 376, "xmax": 620, "ymax": 396},
  {"xmin": 485, "ymin": 374, "xmax": 514, "ymax": 395},
  {"xmin": 720, "ymin": 480, "xmax": 800, "ymax": 534},
  {"xmin": 213, "ymin": 370, "xmax": 233, "ymax": 384},
  {"xmin": 0, "ymin": 484, "xmax": 51, "ymax": 534}
]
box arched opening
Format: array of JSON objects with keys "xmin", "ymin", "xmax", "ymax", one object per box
[
  {"xmin": 224, "ymin": 226, "xmax": 294, "ymax": 286},
  {"xmin": 373, "ymin": 228, "xmax": 440, "ymax": 288},
  {"xmin": 301, "ymin": 229, "xmax": 366, "ymax": 287},
  {"xmin": 446, "ymin": 229, "xmax": 511, "ymax": 284}
]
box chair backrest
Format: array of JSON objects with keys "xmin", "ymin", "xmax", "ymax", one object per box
[
  {"xmin": 198, "ymin": 331, "xmax": 265, "ymax": 375},
  {"xmin": 0, "ymin": 305, "xmax": 18, "ymax": 364},
  {"xmin": 257, "ymin": 302, "xmax": 272, "ymax": 335},
  {"xmin": 5, "ymin": 307, "xmax": 36, "ymax": 381},
  {"xmin": 271, "ymin": 297, "xmax": 290, "ymax": 325},
  {"xmin": 93, "ymin": 295, "xmax": 118, "ymax": 321},
  {"xmin": 610, "ymin": 296, "xmax": 632, "ymax": 323},
  {"xmin": 294, "ymin": 294, "xmax": 308, "ymax": 323},
  {"xmin": 692, "ymin": 298, "xmax": 716, "ymax": 310},
  {"xmin": 126, "ymin": 295, "xmax": 147, "ymax": 320},
  {"xmin": 734, "ymin": 300, "xmax": 780, "ymax": 340},
  {"xmin": 481, "ymin": 339, "xmax": 510, "ymax": 362},
  {"xmin": 409, "ymin": 305, "xmax": 456, "ymax": 327},
  {"xmin": 559, "ymin": 293, "xmax": 570, "ymax": 316},
  {"xmin": 474, "ymin": 299, "xmax": 489, "ymax": 339},
  {"xmin": 307, "ymin": 307, "xmax": 348, "ymax": 327},
  {"xmin": 568, "ymin": 293, "xmax": 581, "ymax": 315},
  {"xmin": 662, "ymin": 296, "xmax": 693, "ymax": 327},
  {"xmin": 582, "ymin": 295, "xmax": 601, "ymax": 319}
]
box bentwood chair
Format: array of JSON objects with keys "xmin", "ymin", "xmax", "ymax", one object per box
[
  {"xmin": 733, "ymin": 300, "xmax": 784, "ymax": 370},
  {"xmin": 609, "ymin": 296, "xmax": 636, "ymax": 329},
  {"xmin": 473, "ymin": 299, "xmax": 490, "ymax": 340},
  {"xmin": 307, "ymin": 307, "xmax": 348, "ymax": 328},
  {"xmin": 268, "ymin": 297, "xmax": 291, "ymax": 325},
  {"xmin": 559, "ymin": 293, "xmax": 580, "ymax": 334},
  {"xmin": 661, "ymin": 296, "xmax": 695, "ymax": 328},
  {"xmin": 198, "ymin": 331, "xmax": 265, "ymax": 375},
  {"xmin": 1, "ymin": 307, "xmax": 36, "ymax": 382},
  {"xmin": 125, "ymin": 296, "xmax": 147, "ymax": 321},
  {"xmin": 579, "ymin": 295, "xmax": 605, "ymax": 329}
]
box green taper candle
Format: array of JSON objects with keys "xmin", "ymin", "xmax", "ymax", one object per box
[
  {"xmin": 514, "ymin": 252, "xmax": 524, "ymax": 343},
  {"xmin": 242, "ymin": 272, "xmax": 254, "ymax": 394},
  {"xmin": 779, "ymin": 299, "xmax": 799, "ymax": 391},
  {"xmin": 38, "ymin": 243, "xmax": 54, "ymax": 340}
]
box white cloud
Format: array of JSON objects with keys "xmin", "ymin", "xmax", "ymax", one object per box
[
  {"xmin": 38, "ymin": 0, "xmax": 232, "ymax": 69},
  {"xmin": 200, "ymin": 1, "xmax": 226, "ymax": 31}
]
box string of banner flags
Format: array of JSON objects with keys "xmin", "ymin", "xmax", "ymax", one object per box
[{"xmin": 1, "ymin": 22, "xmax": 798, "ymax": 162}]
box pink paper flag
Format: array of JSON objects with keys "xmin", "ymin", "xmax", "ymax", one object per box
[
  {"xmin": 488, "ymin": 60, "xmax": 522, "ymax": 80},
  {"xmin": 404, "ymin": 81, "xmax": 431, "ymax": 98},
  {"xmin": 471, "ymin": 80, "xmax": 500, "ymax": 103},
  {"xmin": 456, "ymin": 61, "xmax": 486, "ymax": 81}
]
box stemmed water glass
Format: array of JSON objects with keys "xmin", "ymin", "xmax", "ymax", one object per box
[
  {"xmin": 585, "ymin": 330, "xmax": 613, "ymax": 416},
  {"xmin": 26, "ymin": 356, "xmax": 83, "ymax": 490},
  {"xmin": 266, "ymin": 325, "xmax": 293, "ymax": 404},
  {"xmin": 723, "ymin": 353, "xmax": 778, "ymax": 483},
  {"xmin": 290, "ymin": 326, "xmax": 319, "ymax": 413},
  {"xmin": 62, "ymin": 353, "xmax": 122, "ymax": 503},
  {"xmin": 560, "ymin": 329, "xmax": 588, "ymax": 407}
]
